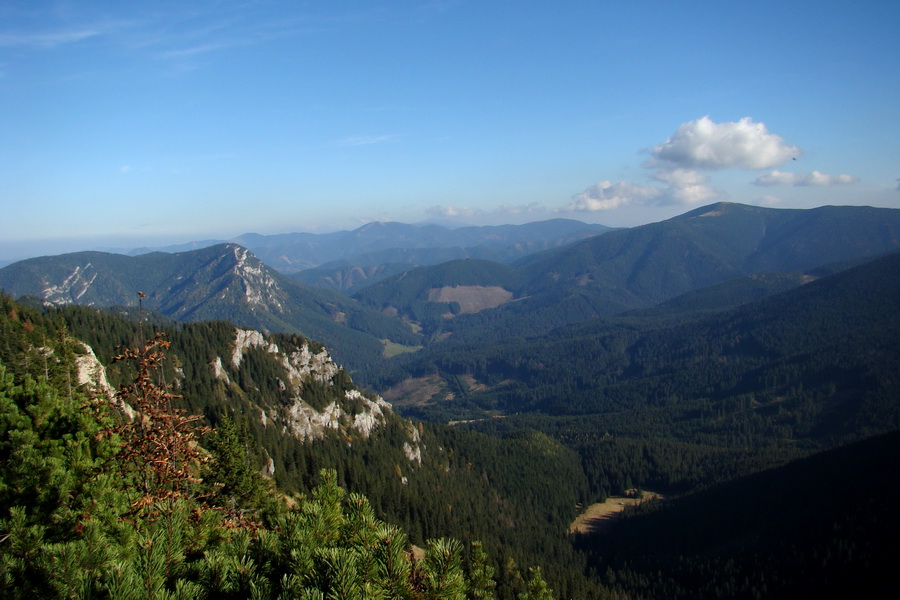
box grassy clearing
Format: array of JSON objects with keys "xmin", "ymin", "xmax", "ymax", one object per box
[
  {"xmin": 382, "ymin": 339, "xmax": 422, "ymax": 358},
  {"xmin": 382, "ymin": 375, "xmax": 450, "ymax": 407},
  {"xmin": 568, "ymin": 491, "xmax": 663, "ymax": 535}
]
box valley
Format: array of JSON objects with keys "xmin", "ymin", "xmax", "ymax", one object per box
[{"xmin": 1, "ymin": 202, "xmax": 898, "ymax": 598}]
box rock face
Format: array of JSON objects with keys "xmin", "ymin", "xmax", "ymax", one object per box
[
  {"xmin": 229, "ymin": 246, "xmax": 286, "ymax": 313},
  {"xmin": 219, "ymin": 327, "xmax": 402, "ymax": 444},
  {"xmin": 0, "ymin": 244, "xmax": 292, "ymax": 322},
  {"xmin": 43, "ymin": 264, "xmax": 99, "ymax": 305},
  {"xmin": 73, "ymin": 325, "xmax": 425, "ymax": 475},
  {"xmin": 74, "ymin": 342, "xmax": 136, "ymax": 420}
]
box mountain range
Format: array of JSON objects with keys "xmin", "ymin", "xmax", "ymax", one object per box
[
  {"xmin": 2, "ymin": 201, "xmax": 899, "ymax": 597},
  {"xmin": 377, "ymin": 247, "xmax": 900, "ymax": 436},
  {"xmin": 351, "ymin": 202, "xmax": 900, "ymax": 342},
  {"xmin": 3, "ymin": 202, "xmax": 900, "ymax": 377},
  {"xmin": 128, "ymin": 218, "xmax": 612, "ymax": 286}
]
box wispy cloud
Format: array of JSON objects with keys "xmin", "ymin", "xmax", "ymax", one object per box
[
  {"xmin": 753, "ymin": 170, "xmax": 859, "ymax": 186},
  {"xmin": 0, "ymin": 4, "xmax": 340, "ymax": 69},
  {"xmin": 428, "ymin": 205, "xmax": 476, "ymax": 218},
  {"xmin": 332, "ymin": 134, "xmax": 402, "ymax": 147},
  {"xmin": 427, "ymin": 203, "xmax": 542, "ymax": 220},
  {"xmin": 0, "ymin": 28, "xmax": 103, "ymax": 49},
  {"xmin": 158, "ymin": 42, "xmax": 233, "ymax": 59}
]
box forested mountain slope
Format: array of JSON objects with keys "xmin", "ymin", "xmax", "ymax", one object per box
[
  {"xmin": 350, "ymin": 203, "xmax": 900, "ymax": 343},
  {"xmin": 1, "ymin": 294, "xmax": 535, "ymax": 599},
  {"xmin": 0, "ymin": 294, "xmax": 603, "ymax": 598},
  {"xmin": 378, "ymin": 249, "xmax": 900, "ymax": 449},
  {"xmin": 517, "ymin": 202, "xmax": 900, "ymax": 297},
  {"xmin": 584, "ymin": 430, "xmax": 900, "ymax": 598},
  {"xmin": 0, "ymin": 244, "xmax": 420, "ymax": 371}
]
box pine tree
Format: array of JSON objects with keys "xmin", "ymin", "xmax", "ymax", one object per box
[
  {"xmin": 467, "ymin": 541, "xmax": 496, "ymax": 600},
  {"xmin": 421, "ymin": 537, "xmax": 467, "ymax": 600},
  {"xmin": 519, "ymin": 567, "xmax": 554, "ymax": 600},
  {"xmin": 205, "ymin": 412, "xmax": 268, "ymax": 514}
]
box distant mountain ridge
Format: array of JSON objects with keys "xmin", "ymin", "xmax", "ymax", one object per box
[
  {"xmin": 130, "ymin": 219, "xmax": 613, "ymax": 280},
  {"xmin": 4, "ymin": 202, "xmax": 900, "ymax": 375},
  {"xmin": 352, "ymin": 202, "xmax": 900, "ymax": 341},
  {"xmin": 518, "ymin": 202, "xmax": 900, "ymax": 299}
]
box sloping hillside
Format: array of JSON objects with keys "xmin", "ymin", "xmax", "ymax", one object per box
[
  {"xmin": 516, "ymin": 202, "xmax": 900, "ymax": 309},
  {"xmin": 584, "ymin": 431, "xmax": 900, "ymax": 598},
  {"xmin": 349, "ymin": 203, "xmax": 900, "ymax": 344},
  {"xmin": 0, "ymin": 244, "xmax": 419, "ymax": 370},
  {"xmin": 377, "ymin": 249, "xmax": 900, "ymax": 446}
]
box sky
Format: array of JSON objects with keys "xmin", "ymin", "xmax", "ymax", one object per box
[{"xmin": 2, "ymin": 0, "xmax": 899, "ymax": 261}]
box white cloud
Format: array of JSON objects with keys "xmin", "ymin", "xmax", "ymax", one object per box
[
  {"xmin": 564, "ymin": 170, "xmax": 720, "ymax": 213},
  {"xmin": 648, "ymin": 116, "xmax": 799, "ymax": 170},
  {"xmin": 758, "ymin": 195, "xmax": 782, "ymax": 206},
  {"xmin": 753, "ymin": 169, "xmax": 859, "ymax": 186},
  {"xmin": 563, "ymin": 181, "xmax": 663, "ymax": 212},
  {"xmin": 651, "ymin": 169, "xmax": 718, "ymax": 205}
]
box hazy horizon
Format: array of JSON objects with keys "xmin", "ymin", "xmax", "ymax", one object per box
[
  {"xmin": 3, "ymin": 200, "xmax": 897, "ymax": 266},
  {"xmin": 0, "ymin": 210, "xmax": 622, "ymax": 264}
]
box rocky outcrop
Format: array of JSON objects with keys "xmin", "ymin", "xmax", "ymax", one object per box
[
  {"xmin": 216, "ymin": 327, "xmax": 408, "ymax": 445},
  {"xmin": 74, "ymin": 342, "xmax": 136, "ymax": 420},
  {"xmin": 42, "ymin": 264, "xmax": 99, "ymax": 305}
]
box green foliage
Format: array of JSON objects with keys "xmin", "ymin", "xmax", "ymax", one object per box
[
  {"xmin": 358, "ymin": 252, "xmax": 900, "ymax": 597},
  {"xmin": 519, "ymin": 567, "xmax": 553, "ymax": 600},
  {"xmin": 0, "ymin": 360, "xmax": 128, "ymax": 598},
  {"xmin": 0, "ymin": 302, "xmax": 513, "ymax": 599},
  {"xmin": 466, "ymin": 541, "xmax": 496, "ymax": 600},
  {"xmin": 204, "ymin": 413, "xmax": 272, "ymax": 514}
]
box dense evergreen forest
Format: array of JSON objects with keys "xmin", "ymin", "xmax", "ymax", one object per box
[
  {"xmin": 582, "ymin": 431, "xmax": 900, "ymax": 598},
  {"xmin": 375, "ymin": 251, "xmax": 900, "ymax": 446},
  {"xmin": 0, "ymin": 293, "xmax": 573, "ymax": 599}
]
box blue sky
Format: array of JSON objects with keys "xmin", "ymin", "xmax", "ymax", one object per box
[{"xmin": 2, "ymin": 0, "xmax": 899, "ymax": 261}]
